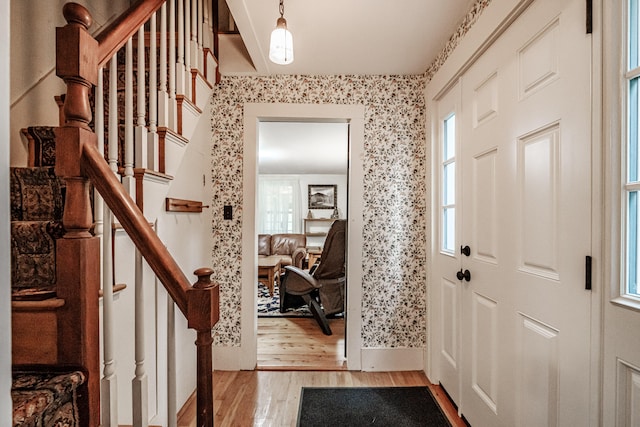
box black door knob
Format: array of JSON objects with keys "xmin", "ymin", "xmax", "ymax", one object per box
[
  {"xmin": 461, "ymin": 245, "xmax": 471, "ymax": 256},
  {"xmin": 456, "ymin": 269, "xmax": 471, "ymax": 282}
]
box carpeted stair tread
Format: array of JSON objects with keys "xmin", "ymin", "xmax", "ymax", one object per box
[
  {"xmin": 10, "ymin": 167, "xmax": 64, "ymax": 222},
  {"xmin": 10, "ymin": 166, "xmax": 65, "ymax": 298},
  {"xmin": 12, "ymin": 369, "xmax": 85, "ymax": 427},
  {"xmin": 24, "ymin": 127, "xmax": 57, "ymax": 167}
]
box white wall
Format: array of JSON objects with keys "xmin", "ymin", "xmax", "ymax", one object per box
[
  {"xmin": 159, "ymin": 102, "xmax": 214, "ymax": 412},
  {"xmin": 9, "ymin": 0, "xmax": 129, "ymax": 166},
  {"xmin": 1, "ymin": 0, "xmax": 12, "ymax": 422}
]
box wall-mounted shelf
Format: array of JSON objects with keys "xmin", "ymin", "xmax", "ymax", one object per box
[
  {"xmin": 304, "ymin": 218, "xmax": 338, "ymax": 238},
  {"xmin": 165, "ymin": 198, "xmax": 209, "ymax": 213}
]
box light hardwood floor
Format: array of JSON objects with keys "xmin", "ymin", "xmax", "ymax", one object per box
[
  {"xmin": 177, "ymin": 317, "xmax": 466, "ymax": 426},
  {"xmin": 257, "ymin": 317, "xmax": 346, "ymax": 370},
  {"xmin": 178, "ymin": 370, "xmax": 465, "ymax": 427}
]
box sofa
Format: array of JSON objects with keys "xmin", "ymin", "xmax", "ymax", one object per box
[{"xmin": 258, "ymin": 233, "xmax": 307, "ymax": 271}]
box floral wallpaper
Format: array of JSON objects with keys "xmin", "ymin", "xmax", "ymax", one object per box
[
  {"xmin": 209, "ymin": 0, "xmax": 492, "ymax": 348},
  {"xmin": 209, "ymin": 75, "xmax": 427, "ymax": 348}
]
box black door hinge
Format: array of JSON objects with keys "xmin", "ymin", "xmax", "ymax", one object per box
[
  {"xmin": 586, "ymin": 0, "xmax": 593, "ymax": 34},
  {"xmin": 585, "ymin": 255, "xmax": 592, "ymax": 290}
]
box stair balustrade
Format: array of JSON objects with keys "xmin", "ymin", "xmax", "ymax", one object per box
[{"xmin": 54, "ymin": 1, "xmax": 219, "ymax": 425}]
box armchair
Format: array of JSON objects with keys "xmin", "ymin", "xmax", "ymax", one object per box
[{"xmin": 279, "ymin": 220, "xmax": 346, "ymax": 335}]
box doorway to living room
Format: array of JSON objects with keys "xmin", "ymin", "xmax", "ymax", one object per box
[
  {"xmin": 241, "ymin": 102, "xmax": 365, "ymax": 372},
  {"xmin": 256, "ymin": 120, "xmax": 349, "ymax": 369}
]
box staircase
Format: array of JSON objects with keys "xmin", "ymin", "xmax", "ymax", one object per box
[
  {"xmin": 10, "ymin": 128, "xmax": 88, "ymax": 426},
  {"xmin": 11, "ymin": 1, "xmax": 220, "ymax": 425}
]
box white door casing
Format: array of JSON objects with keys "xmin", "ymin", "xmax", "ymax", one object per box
[{"xmin": 602, "ymin": 0, "xmax": 640, "ymax": 424}]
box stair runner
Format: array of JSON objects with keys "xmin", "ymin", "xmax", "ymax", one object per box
[
  {"xmin": 11, "ymin": 127, "xmax": 86, "ymax": 426},
  {"xmin": 12, "ymin": 369, "xmax": 86, "ymax": 427}
]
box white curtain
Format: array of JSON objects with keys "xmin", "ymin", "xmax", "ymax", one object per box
[{"xmin": 258, "ymin": 177, "xmax": 302, "ymax": 234}]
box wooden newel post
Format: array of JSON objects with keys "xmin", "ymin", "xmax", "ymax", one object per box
[
  {"xmin": 55, "ymin": 2, "xmax": 98, "ymax": 238},
  {"xmin": 54, "ymin": 3, "xmax": 101, "ymax": 426},
  {"xmin": 188, "ymin": 267, "xmax": 220, "ymax": 427}
]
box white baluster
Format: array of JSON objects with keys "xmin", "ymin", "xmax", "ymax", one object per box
[
  {"xmin": 123, "ymin": 38, "xmax": 136, "ymax": 196},
  {"xmin": 158, "ymin": 2, "xmax": 169, "ymax": 129},
  {"xmin": 167, "ymin": 293, "xmax": 177, "ymax": 427},
  {"xmin": 148, "ymin": 13, "xmax": 159, "ymax": 170},
  {"xmin": 100, "ymin": 64, "xmax": 119, "ymax": 425},
  {"xmin": 108, "ymin": 55, "xmax": 119, "ymax": 175},
  {"xmin": 190, "ymin": 0, "xmax": 198, "ymax": 73},
  {"xmin": 169, "ymin": 0, "xmax": 178, "ymax": 130},
  {"xmin": 184, "ymin": 0, "xmax": 192, "ymax": 100},
  {"xmin": 101, "ymin": 209, "xmax": 118, "ymax": 426},
  {"xmin": 197, "ymin": 0, "xmax": 204, "ymax": 70},
  {"xmin": 94, "ymin": 68, "xmax": 105, "ymax": 244},
  {"xmin": 176, "ymin": 0, "xmax": 186, "ymax": 96},
  {"xmin": 135, "ymin": 26, "xmax": 148, "ymax": 170},
  {"xmin": 132, "ymin": 249, "xmax": 148, "ymax": 427},
  {"xmin": 202, "ymin": 0, "xmax": 211, "ymax": 51}
]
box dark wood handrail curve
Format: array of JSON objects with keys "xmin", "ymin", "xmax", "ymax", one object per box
[{"xmin": 95, "ymin": 0, "xmax": 165, "ymax": 68}]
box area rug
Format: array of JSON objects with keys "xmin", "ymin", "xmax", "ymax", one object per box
[
  {"xmin": 257, "ymin": 282, "xmax": 312, "ymax": 318},
  {"xmin": 296, "ymin": 386, "xmax": 451, "ymax": 427}
]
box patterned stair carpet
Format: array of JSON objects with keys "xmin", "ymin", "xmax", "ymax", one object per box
[
  {"xmin": 257, "ymin": 282, "xmax": 312, "ymax": 318},
  {"xmin": 12, "ymin": 370, "xmax": 86, "ymax": 427}
]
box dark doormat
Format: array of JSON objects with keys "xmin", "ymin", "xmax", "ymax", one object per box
[{"xmin": 297, "ymin": 386, "xmax": 452, "ymax": 426}]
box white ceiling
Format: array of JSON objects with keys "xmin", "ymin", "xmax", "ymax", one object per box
[
  {"xmin": 224, "ymin": 0, "xmax": 476, "ymax": 76},
  {"xmin": 233, "ymin": 1, "xmax": 475, "ymax": 174},
  {"xmin": 258, "ymin": 122, "xmax": 349, "ymax": 175}
]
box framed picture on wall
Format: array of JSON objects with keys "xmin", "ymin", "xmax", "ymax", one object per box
[{"xmin": 308, "ymin": 184, "xmax": 337, "ymax": 209}]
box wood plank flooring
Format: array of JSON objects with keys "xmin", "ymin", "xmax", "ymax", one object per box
[
  {"xmin": 257, "ymin": 317, "xmax": 346, "ymax": 370},
  {"xmin": 178, "ymin": 370, "xmax": 466, "ymax": 427},
  {"xmin": 176, "ymin": 317, "xmax": 466, "ymax": 426}
]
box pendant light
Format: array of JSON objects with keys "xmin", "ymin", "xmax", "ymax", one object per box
[{"xmin": 269, "ymin": 0, "xmax": 294, "ymax": 65}]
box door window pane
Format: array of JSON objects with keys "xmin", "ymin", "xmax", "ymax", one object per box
[
  {"xmin": 441, "ymin": 114, "xmax": 456, "ymax": 253},
  {"xmin": 631, "ymin": 0, "xmax": 640, "ymax": 69},
  {"xmin": 443, "ymin": 207, "xmax": 455, "ymax": 253},
  {"xmin": 443, "ymin": 163, "xmax": 456, "ymax": 206},
  {"xmin": 629, "ymin": 78, "xmax": 639, "ymax": 182},
  {"xmin": 444, "ymin": 114, "xmax": 456, "ymax": 161},
  {"xmin": 628, "ymin": 192, "xmax": 639, "ymax": 296},
  {"xmin": 626, "ymin": 1, "xmax": 640, "ymax": 297}
]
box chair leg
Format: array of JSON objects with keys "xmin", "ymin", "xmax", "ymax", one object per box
[{"xmin": 302, "ymin": 294, "xmax": 332, "ymax": 335}]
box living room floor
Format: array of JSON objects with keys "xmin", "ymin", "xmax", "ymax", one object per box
[{"xmin": 257, "ymin": 317, "xmax": 346, "ymax": 370}]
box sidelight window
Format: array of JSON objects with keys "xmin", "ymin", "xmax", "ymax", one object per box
[
  {"xmin": 624, "ymin": 0, "xmax": 640, "ymax": 298},
  {"xmin": 441, "ymin": 114, "xmax": 456, "ymax": 254}
]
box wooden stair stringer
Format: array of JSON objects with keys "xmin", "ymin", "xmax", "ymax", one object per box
[
  {"xmin": 176, "ymin": 94, "xmax": 202, "ymax": 140},
  {"xmin": 133, "ymin": 168, "xmax": 173, "ymax": 220},
  {"xmin": 191, "ymin": 68, "xmax": 214, "ymax": 111},
  {"xmin": 158, "ymin": 126, "xmax": 189, "ymax": 176}
]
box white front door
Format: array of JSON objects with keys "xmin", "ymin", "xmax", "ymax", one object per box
[{"xmin": 432, "ymin": 0, "xmax": 594, "ymax": 425}]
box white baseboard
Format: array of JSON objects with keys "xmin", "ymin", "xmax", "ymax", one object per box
[
  {"xmin": 213, "ymin": 345, "xmax": 255, "ymax": 371},
  {"xmin": 360, "ymin": 347, "xmax": 425, "ymax": 372}
]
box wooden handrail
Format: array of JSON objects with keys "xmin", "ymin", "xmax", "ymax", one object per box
[
  {"xmin": 95, "ymin": 0, "xmax": 165, "ymax": 68},
  {"xmin": 81, "ymin": 140, "xmax": 190, "ymax": 314}
]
